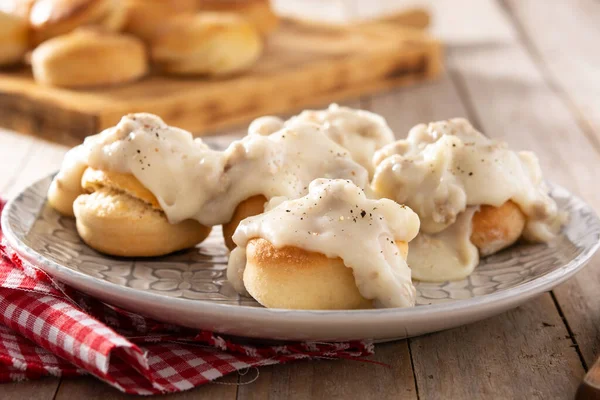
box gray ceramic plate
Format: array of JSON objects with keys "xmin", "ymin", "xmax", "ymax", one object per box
[{"xmin": 2, "ymin": 175, "xmax": 600, "ymax": 341}]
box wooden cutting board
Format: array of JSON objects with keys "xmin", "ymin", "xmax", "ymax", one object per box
[{"xmin": 0, "ymin": 18, "xmax": 442, "ymax": 145}]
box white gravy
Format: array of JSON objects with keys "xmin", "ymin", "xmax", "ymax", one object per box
[
  {"xmin": 58, "ymin": 113, "xmax": 369, "ymax": 226},
  {"xmin": 407, "ymin": 207, "xmax": 479, "ymax": 281},
  {"xmin": 199, "ymin": 119, "xmax": 369, "ymax": 225},
  {"xmin": 249, "ymin": 103, "xmax": 395, "ymax": 176},
  {"xmin": 372, "ymin": 118, "xmax": 564, "ymax": 281},
  {"xmin": 228, "ymin": 179, "xmax": 421, "ymax": 308}
]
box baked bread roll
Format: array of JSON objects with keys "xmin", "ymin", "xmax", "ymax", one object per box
[
  {"xmin": 471, "ymin": 200, "xmax": 526, "ymax": 256},
  {"xmin": 122, "ymin": 0, "xmax": 198, "ymax": 41},
  {"xmin": 151, "ymin": 12, "xmax": 263, "ymax": 76},
  {"xmin": 29, "ymin": 0, "xmax": 126, "ymax": 45},
  {"xmin": 74, "ymin": 168, "xmax": 211, "ymax": 257},
  {"xmin": 197, "ymin": 0, "xmax": 279, "ymax": 36},
  {"xmin": 243, "ymin": 238, "xmax": 409, "ymax": 310},
  {"xmin": 0, "ymin": 0, "xmax": 35, "ymax": 20},
  {"xmin": 31, "ymin": 28, "xmax": 148, "ymax": 88},
  {"xmin": 0, "ymin": 12, "xmax": 29, "ymax": 66},
  {"xmin": 222, "ymin": 195, "xmax": 267, "ymax": 251}
]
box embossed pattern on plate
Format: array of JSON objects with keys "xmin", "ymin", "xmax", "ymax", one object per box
[{"xmin": 4, "ymin": 175, "xmax": 599, "ymax": 308}]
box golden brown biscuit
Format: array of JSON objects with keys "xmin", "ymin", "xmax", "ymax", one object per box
[
  {"xmin": 0, "ymin": 12, "xmax": 29, "ymax": 66},
  {"xmin": 31, "ymin": 28, "xmax": 148, "ymax": 88},
  {"xmin": 197, "ymin": 0, "xmax": 279, "ymax": 35},
  {"xmin": 74, "ymin": 190, "xmax": 211, "ymax": 257},
  {"xmin": 151, "ymin": 12, "xmax": 263, "ymax": 76},
  {"xmin": 74, "ymin": 168, "xmax": 211, "ymax": 257},
  {"xmin": 81, "ymin": 168, "xmax": 160, "ymax": 209},
  {"xmin": 470, "ymin": 200, "xmax": 526, "ymax": 256},
  {"xmin": 242, "ymin": 238, "xmax": 409, "ymax": 310},
  {"xmin": 29, "ymin": 0, "xmax": 126, "ymax": 45},
  {"xmin": 122, "ymin": 0, "xmax": 198, "ymax": 41},
  {"xmin": 222, "ymin": 195, "xmax": 267, "ymax": 251},
  {"xmin": 0, "ymin": 0, "xmax": 36, "ymax": 20}
]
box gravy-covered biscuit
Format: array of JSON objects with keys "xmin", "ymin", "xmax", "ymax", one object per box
[
  {"xmin": 228, "ymin": 179, "xmax": 420, "ymax": 309},
  {"xmin": 372, "ymin": 118, "xmax": 565, "ymax": 281}
]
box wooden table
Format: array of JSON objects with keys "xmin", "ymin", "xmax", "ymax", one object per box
[{"xmin": 2, "ymin": 0, "xmax": 599, "ymax": 398}]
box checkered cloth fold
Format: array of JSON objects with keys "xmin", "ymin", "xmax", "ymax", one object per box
[{"xmin": 0, "ymin": 200, "xmax": 374, "ymax": 395}]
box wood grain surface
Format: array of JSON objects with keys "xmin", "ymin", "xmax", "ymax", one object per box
[
  {"xmin": 0, "ymin": 0, "xmax": 599, "ymax": 398},
  {"xmin": 502, "ymin": 0, "xmax": 600, "ymax": 373},
  {"xmin": 236, "ymin": 342, "xmax": 417, "ymax": 400}
]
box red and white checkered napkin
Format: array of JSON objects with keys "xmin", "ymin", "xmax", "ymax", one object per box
[{"xmin": 0, "ymin": 200, "xmax": 374, "ymax": 395}]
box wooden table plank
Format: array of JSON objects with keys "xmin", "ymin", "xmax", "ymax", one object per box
[
  {"xmin": 502, "ymin": 0, "xmax": 600, "ymax": 145},
  {"xmin": 506, "ymin": 0, "xmax": 600, "ymax": 365},
  {"xmin": 237, "ymin": 341, "xmax": 417, "ymax": 400},
  {"xmin": 54, "ymin": 374, "xmax": 238, "ymax": 400},
  {"xmin": 412, "ymin": 295, "xmax": 583, "ymax": 399},
  {"xmin": 2, "ymin": 138, "xmax": 67, "ymax": 199},
  {"xmin": 1, "ymin": 379, "xmax": 60, "ymax": 400},
  {"xmin": 0, "ymin": 130, "xmax": 35, "ymax": 195},
  {"xmin": 551, "ymin": 271, "xmax": 600, "ymax": 369},
  {"xmin": 500, "ymin": 0, "xmax": 600, "ymax": 370}
]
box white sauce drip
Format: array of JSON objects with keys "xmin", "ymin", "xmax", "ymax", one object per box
[
  {"xmin": 228, "ymin": 179, "xmax": 421, "ymax": 308},
  {"xmin": 82, "ymin": 114, "xmax": 224, "ymax": 224},
  {"xmin": 372, "ymin": 118, "xmax": 564, "ymax": 281},
  {"xmin": 249, "ymin": 104, "xmax": 395, "ymax": 176},
  {"xmin": 64, "ymin": 113, "xmax": 369, "ymax": 226},
  {"xmin": 408, "ymin": 207, "xmax": 479, "ymax": 281}
]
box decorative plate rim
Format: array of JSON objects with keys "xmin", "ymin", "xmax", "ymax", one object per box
[{"xmin": 2, "ymin": 173, "xmax": 600, "ymax": 322}]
